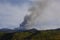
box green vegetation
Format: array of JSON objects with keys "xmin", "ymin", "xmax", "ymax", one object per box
[
  {"xmin": 0, "ymin": 32, "xmax": 6, "ymax": 39},
  {"xmin": 0, "ymin": 29, "xmax": 60, "ymax": 40}
]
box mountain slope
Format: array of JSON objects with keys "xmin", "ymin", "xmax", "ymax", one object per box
[{"xmin": 0, "ymin": 29, "xmax": 60, "ymax": 40}]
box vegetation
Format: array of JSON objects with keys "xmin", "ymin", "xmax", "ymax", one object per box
[{"xmin": 0, "ymin": 29, "xmax": 60, "ymax": 40}]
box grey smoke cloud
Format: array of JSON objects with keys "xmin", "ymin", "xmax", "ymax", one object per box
[{"xmin": 23, "ymin": 0, "xmax": 60, "ymax": 30}]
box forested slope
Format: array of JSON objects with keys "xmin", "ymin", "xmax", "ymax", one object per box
[{"xmin": 0, "ymin": 29, "xmax": 60, "ymax": 40}]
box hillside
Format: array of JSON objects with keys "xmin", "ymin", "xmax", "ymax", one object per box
[{"xmin": 0, "ymin": 29, "xmax": 60, "ymax": 40}]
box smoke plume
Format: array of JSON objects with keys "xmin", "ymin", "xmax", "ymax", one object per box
[
  {"xmin": 20, "ymin": 0, "xmax": 60, "ymax": 30},
  {"xmin": 20, "ymin": 0, "xmax": 48, "ymax": 30}
]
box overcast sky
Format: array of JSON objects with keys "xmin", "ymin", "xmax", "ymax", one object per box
[
  {"xmin": 0, "ymin": 0, "xmax": 60, "ymax": 30},
  {"xmin": 0, "ymin": 0, "xmax": 32, "ymax": 29}
]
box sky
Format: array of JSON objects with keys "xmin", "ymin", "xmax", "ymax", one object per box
[
  {"xmin": 0, "ymin": 0, "xmax": 60, "ymax": 30},
  {"xmin": 0, "ymin": 0, "xmax": 32, "ymax": 29}
]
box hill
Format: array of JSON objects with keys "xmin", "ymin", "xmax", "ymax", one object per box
[{"xmin": 0, "ymin": 29, "xmax": 60, "ymax": 40}]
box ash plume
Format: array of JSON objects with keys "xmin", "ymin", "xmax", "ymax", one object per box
[
  {"xmin": 20, "ymin": 0, "xmax": 48, "ymax": 30},
  {"xmin": 20, "ymin": 0, "xmax": 60, "ymax": 30}
]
